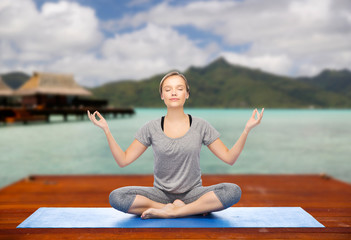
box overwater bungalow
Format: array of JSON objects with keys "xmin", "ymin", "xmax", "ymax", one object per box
[
  {"xmin": 0, "ymin": 77, "xmax": 15, "ymax": 106},
  {"xmin": 0, "ymin": 72, "xmax": 134, "ymax": 124},
  {"xmin": 15, "ymin": 72, "xmax": 94, "ymax": 109}
]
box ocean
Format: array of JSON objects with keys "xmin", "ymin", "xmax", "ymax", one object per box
[{"xmin": 0, "ymin": 108, "xmax": 350, "ymax": 188}]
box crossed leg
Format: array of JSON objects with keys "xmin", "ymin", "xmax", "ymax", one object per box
[
  {"xmin": 127, "ymin": 195, "xmax": 166, "ymax": 215},
  {"xmin": 128, "ymin": 191, "xmax": 224, "ymax": 219},
  {"xmin": 110, "ymin": 183, "xmax": 241, "ymax": 219}
]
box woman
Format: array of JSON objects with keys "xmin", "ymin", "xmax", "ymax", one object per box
[{"xmin": 87, "ymin": 71, "xmax": 264, "ymax": 219}]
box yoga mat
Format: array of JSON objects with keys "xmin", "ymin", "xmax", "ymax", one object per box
[{"xmin": 17, "ymin": 207, "xmax": 324, "ymax": 228}]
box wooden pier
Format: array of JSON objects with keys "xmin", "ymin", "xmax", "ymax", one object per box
[
  {"xmin": 0, "ymin": 107, "xmax": 135, "ymax": 124},
  {"xmin": 0, "ymin": 174, "xmax": 350, "ymax": 239}
]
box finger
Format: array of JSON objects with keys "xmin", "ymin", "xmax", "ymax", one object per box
[
  {"xmin": 94, "ymin": 112, "xmax": 103, "ymax": 121},
  {"xmin": 256, "ymin": 114, "xmax": 264, "ymax": 124},
  {"xmin": 96, "ymin": 111, "xmax": 104, "ymax": 119},
  {"xmin": 91, "ymin": 112, "xmax": 99, "ymax": 123},
  {"xmin": 88, "ymin": 110, "xmax": 94, "ymax": 122},
  {"xmin": 87, "ymin": 110, "xmax": 92, "ymax": 121},
  {"xmin": 259, "ymin": 108, "xmax": 264, "ymax": 120},
  {"xmin": 251, "ymin": 109, "xmax": 256, "ymax": 118},
  {"xmin": 94, "ymin": 111, "xmax": 102, "ymax": 120}
]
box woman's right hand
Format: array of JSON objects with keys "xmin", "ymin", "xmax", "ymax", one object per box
[{"xmin": 87, "ymin": 110, "xmax": 109, "ymax": 132}]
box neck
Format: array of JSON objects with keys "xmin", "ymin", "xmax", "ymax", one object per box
[{"xmin": 166, "ymin": 107, "xmax": 186, "ymax": 121}]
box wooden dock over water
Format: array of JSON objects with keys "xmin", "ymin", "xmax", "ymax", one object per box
[
  {"xmin": 0, "ymin": 174, "xmax": 350, "ymax": 239},
  {"xmin": 0, "ymin": 107, "xmax": 135, "ymax": 124}
]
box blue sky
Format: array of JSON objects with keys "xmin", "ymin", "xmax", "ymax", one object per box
[
  {"xmin": 1, "ymin": 0, "xmax": 350, "ymax": 86},
  {"xmin": 34, "ymin": 0, "xmax": 164, "ymax": 21}
]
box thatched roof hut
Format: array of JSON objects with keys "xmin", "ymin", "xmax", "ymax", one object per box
[
  {"xmin": 16, "ymin": 72, "xmax": 91, "ymax": 96},
  {"xmin": 14, "ymin": 72, "xmax": 92, "ymax": 108},
  {"xmin": 0, "ymin": 77, "xmax": 14, "ymax": 96}
]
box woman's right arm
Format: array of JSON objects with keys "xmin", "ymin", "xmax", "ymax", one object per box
[{"xmin": 87, "ymin": 110, "xmax": 147, "ymax": 168}]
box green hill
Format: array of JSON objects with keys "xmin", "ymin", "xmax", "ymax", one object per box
[
  {"xmin": 297, "ymin": 69, "xmax": 351, "ymax": 98},
  {"xmin": 2, "ymin": 58, "xmax": 350, "ymax": 108},
  {"xmin": 92, "ymin": 58, "xmax": 351, "ymax": 108},
  {"xmin": 1, "ymin": 72, "xmax": 30, "ymax": 89}
]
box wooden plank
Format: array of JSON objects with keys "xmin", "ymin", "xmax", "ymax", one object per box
[
  {"xmin": 0, "ymin": 174, "xmax": 350, "ymax": 239},
  {"xmin": 0, "ymin": 229, "xmax": 351, "ymax": 240}
]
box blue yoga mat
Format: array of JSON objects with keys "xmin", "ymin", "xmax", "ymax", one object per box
[{"xmin": 17, "ymin": 207, "xmax": 324, "ymax": 228}]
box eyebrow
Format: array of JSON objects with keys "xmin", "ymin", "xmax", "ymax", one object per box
[{"xmin": 163, "ymin": 85, "xmax": 185, "ymax": 88}]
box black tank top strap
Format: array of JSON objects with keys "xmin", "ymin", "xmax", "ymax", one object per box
[
  {"xmin": 161, "ymin": 114, "xmax": 192, "ymax": 132},
  {"xmin": 161, "ymin": 116, "xmax": 165, "ymax": 131}
]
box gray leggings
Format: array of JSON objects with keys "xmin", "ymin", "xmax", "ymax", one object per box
[{"xmin": 109, "ymin": 183, "xmax": 241, "ymax": 213}]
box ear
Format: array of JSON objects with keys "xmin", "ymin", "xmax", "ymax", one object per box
[{"xmin": 161, "ymin": 93, "xmax": 164, "ymax": 100}]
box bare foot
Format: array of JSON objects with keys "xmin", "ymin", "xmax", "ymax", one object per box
[{"xmin": 141, "ymin": 203, "xmax": 177, "ymax": 219}]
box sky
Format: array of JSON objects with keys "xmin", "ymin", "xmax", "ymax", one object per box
[{"xmin": 0, "ymin": 0, "xmax": 350, "ymax": 87}]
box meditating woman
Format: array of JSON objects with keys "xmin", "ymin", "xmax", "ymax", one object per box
[{"xmin": 87, "ymin": 71, "xmax": 264, "ymax": 219}]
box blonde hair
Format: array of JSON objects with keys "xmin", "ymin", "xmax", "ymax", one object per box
[{"xmin": 159, "ymin": 71, "xmax": 190, "ymax": 95}]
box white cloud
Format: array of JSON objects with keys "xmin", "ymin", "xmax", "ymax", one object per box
[
  {"xmin": 222, "ymin": 52, "xmax": 293, "ymax": 76},
  {"xmin": 0, "ymin": 0, "xmax": 215, "ymax": 86},
  {"xmin": 1, "ymin": 0, "xmax": 350, "ymax": 86},
  {"xmin": 116, "ymin": 1, "xmax": 238, "ymax": 32},
  {"xmin": 0, "ymin": 0, "xmax": 38, "ymax": 37},
  {"xmin": 50, "ymin": 24, "xmax": 215, "ymax": 86},
  {"xmin": 102, "ymin": 24, "xmax": 210, "ymax": 68},
  {"xmin": 115, "ymin": 0, "xmax": 351, "ymax": 77},
  {"xmin": 0, "ymin": 0, "xmax": 102, "ymax": 60}
]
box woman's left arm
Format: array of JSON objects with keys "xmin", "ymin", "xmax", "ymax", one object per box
[{"xmin": 208, "ymin": 108, "xmax": 264, "ymax": 165}]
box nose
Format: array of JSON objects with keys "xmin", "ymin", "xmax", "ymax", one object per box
[{"xmin": 171, "ymin": 89, "xmax": 177, "ymax": 96}]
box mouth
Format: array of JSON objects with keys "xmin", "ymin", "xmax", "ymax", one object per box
[{"xmin": 170, "ymin": 98, "xmax": 180, "ymax": 101}]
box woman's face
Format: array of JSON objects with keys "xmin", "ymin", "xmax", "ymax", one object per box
[{"xmin": 161, "ymin": 75, "xmax": 189, "ymax": 108}]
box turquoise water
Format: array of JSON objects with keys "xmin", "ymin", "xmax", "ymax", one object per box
[{"xmin": 0, "ymin": 108, "xmax": 350, "ymax": 188}]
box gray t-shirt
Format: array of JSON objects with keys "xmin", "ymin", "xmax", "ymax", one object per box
[{"xmin": 135, "ymin": 116, "xmax": 220, "ymax": 194}]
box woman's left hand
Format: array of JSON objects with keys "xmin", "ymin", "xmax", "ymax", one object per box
[{"xmin": 245, "ymin": 108, "xmax": 264, "ymax": 133}]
